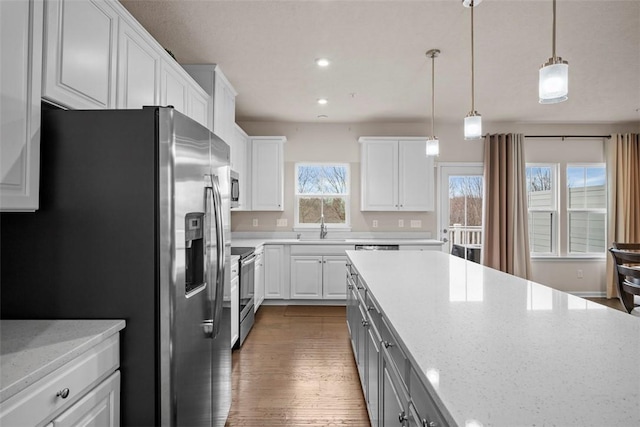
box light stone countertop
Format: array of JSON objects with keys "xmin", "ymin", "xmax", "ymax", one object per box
[
  {"xmin": 231, "ymin": 237, "xmax": 443, "ymax": 249},
  {"xmin": 0, "ymin": 319, "xmax": 126, "ymax": 402},
  {"xmin": 347, "ymin": 250, "xmax": 640, "ymax": 427}
]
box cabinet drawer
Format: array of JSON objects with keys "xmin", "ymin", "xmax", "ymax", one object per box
[
  {"xmin": 0, "ymin": 334, "xmax": 119, "ymax": 427},
  {"xmin": 290, "ymin": 245, "xmax": 354, "ymax": 256},
  {"xmin": 408, "ymin": 365, "xmax": 448, "ymax": 427},
  {"xmin": 379, "ymin": 316, "xmax": 408, "ymax": 387}
]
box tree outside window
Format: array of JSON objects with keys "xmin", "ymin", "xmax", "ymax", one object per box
[{"xmin": 295, "ymin": 164, "xmax": 349, "ymax": 227}]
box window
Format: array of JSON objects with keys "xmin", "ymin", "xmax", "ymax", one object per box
[
  {"xmin": 295, "ymin": 163, "xmax": 350, "ymax": 228},
  {"xmin": 566, "ymin": 164, "xmax": 606, "ymax": 254},
  {"xmin": 526, "ymin": 164, "xmax": 557, "ymax": 255}
]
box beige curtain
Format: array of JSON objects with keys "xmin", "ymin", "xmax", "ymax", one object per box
[
  {"xmin": 606, "ymin": 133, "xmax": 640, "ymax": 298},
  {"xmin": 482, "ymin": 133, "xmax": 531, "ymax": 279}
]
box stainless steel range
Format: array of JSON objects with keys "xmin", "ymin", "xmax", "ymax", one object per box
[{"xmin": 230, "ymin": 247, "xmax": 255, "ymax": 347}]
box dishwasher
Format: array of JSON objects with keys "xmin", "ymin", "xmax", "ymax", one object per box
[{"xmin": 354, "ymin": 244, "xmax": 399, "ymax": 251}]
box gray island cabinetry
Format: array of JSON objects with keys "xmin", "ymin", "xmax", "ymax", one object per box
[{"xmin": 346, "ymin": 250, "xmax": 640, "ymax": 427}]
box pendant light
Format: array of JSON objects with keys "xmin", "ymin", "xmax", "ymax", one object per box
[
  {"xmin": 425, "ymin": 49, "xmax": 440, "ymax": 157},
  {"xmin": 464, "ymin": 1, "xmax": 482, "ymax": 140},
  {"xmin": 539, "ymin": 0, "xmax": 568, "ymax": 104}
]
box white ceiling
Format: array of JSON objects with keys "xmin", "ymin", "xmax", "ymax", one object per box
[{"xmin": 120, "ymin": 0, "xmax": 640, "ymax": 125}]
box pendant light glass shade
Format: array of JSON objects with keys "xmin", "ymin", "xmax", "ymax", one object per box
[
  {"xmin": 464, "ymin": 113, "xmax": 482, "ymax": 140},
  {"xmin": 464, "ymin": 3, "xmax": 482, "ymax": 140},
  {"xmin": 425, "ymin": 49, "xmax": 440, "ymax": 157},
  {"xmin": 426, "ymin": 138, "xmax": 440, "ymax": 156},
  {"xmin": 539, "ymin": 59, "xmax": 568, "ymax": 104},
  {"xmin": 539, "ymin": 0, "xmax": 568, "ymax": 104}
]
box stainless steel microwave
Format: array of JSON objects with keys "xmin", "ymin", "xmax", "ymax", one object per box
[{"xmin": 230, "ymin": 170, "xmax": 239, "ymax": 208}]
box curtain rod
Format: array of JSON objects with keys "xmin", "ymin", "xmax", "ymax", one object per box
[{"xmin": 524, "ymin": 135, "xmax": 611, "ymax": 139}]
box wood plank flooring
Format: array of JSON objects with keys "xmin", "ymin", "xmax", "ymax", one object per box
[{"xmin": 225, "ymin": 306, "xmax": 369, "ymax": 426}]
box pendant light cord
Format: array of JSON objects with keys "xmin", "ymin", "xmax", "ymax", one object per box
[
  {"xmin": 552, "ymin": 0, "xmax": 557, "ymax": 59},
  {"xmin": 470, "ymin": 5, "xmax": 475, "ymax": 112},
  {"xmin": 431, "ymin": 53, "xmax": 435, "ymax": 137}
]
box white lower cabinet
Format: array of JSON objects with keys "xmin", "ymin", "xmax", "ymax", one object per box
[
  {"xmin": 290, "ymin": 255, "xmax": 348, "ymax": 299},
  {"xmin": 254, "ymin": 247, "xmax": 265, "ymax": 311},
  {"xmin": 229, "ymin": 257, "xmax": 239, "ymax": 346},
  {"xmin": 0, "ymin": 334, "xmax": 121, "ymax": 427},
  {"xmin": 264, "ymin": 245, "xmax": 286, "ymax": 299},
  {"xmin": 50, "ymin": 371, "xmax": 120, "ymax": 427},
  {"xmin": 347, "ymin": 262, "xmax": 447, "ymax": 427}
]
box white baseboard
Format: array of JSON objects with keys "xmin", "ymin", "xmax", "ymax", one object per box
[
  {"xmin": 261, "ymin": 299, "xmax": 346, "ymax": 306},
  {"xmin": 568, "ymin": 291, "xmax": 607, "ymax": 298}
]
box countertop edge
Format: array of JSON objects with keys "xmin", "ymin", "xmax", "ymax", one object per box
[{"xmin": 0, "ymin": 319, "xmax": 126, "ymax": 403}]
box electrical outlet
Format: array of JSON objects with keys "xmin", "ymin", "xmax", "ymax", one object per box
[
  {"xmin": 252, "ymin": 218, "xmax": 259, "ymax": 227},
  {"xmin": 410, "ymin": 220, "xmax": 422, "ymax": 228},
  {"xmin": 577, "ymin": 269, "xmax": 583, "ymax": 279},
  {"xmin": 372, "ymin": 220, "xmax": 378, "ymax": 228},
  {"xmin": 277, "ymin": 218, "xmax": 288, "ymax": 227},
  {"xmin": 398, "ymin": 219, "xmax": 404, "ymax": 228}
]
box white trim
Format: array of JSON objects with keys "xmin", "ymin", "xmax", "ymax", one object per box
[{"xmin": 568, "ymin": 291, "xmax": 607, "ymax": 298}]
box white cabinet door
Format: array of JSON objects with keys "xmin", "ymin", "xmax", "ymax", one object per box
[
  {"xmin": 251, "ymin": 137, "xmax": 285, "ymax": 211},
  {"xmin": 0, "ymin": 0, "xmax": 42, "ymax": 212},
  {"xmin": 264, "ymin": 245, "xmax": 285, "ymax": 299},
  {"xmin": 290, "ymin": 256, "xmax": 323, "ymax": 299},
  {"xmin": 187, "ymin": 85, "xmax": 209, "ymax": 129},
  {"xmin": 160, "ymin": 62, "xmax": 187, "ymax": 115},
  {"xmin": 398, "ymin": 140, "xmax": 434, "ymax": 211},
  {"xmin": 116, "ymin": 19, "xmax": 159, "ymax": 109},
  {"xmin": 254, "ymin": 250, "xmax": 264, "ymax": 311},
  {"xmin": 232, "ymin": 125, "xmax": 250, "ymax": 210},
  {"xmin": 51, "ymin": 371, "xmax": 120, "ymax": 427},
  {"xmin": 323, "ymin": 256, "xmax": 348, "ymax": 299},
  {"xmin": 213, "ymin": 70, "xmax": 236, "ymax": 143},
  {"xmin": 43, "ymin": 0, "xmax": 117, "ymax": 109},
  {"xmin": 360, "ymin": 137, "xmax": 434, "ymax": 212},
  {"xmin": 360, "ymin": 139, "xmax": 398, "ymax": 211},
  {"xmin": 230, "ymin": 275, "xmax": 239, "ymax": 346}
]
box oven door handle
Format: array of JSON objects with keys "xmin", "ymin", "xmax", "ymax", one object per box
[{"xmin": 241, "ymin": 254, "xmax": 256, "ymax": 267}]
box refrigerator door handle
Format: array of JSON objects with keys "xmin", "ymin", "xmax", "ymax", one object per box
[{"xmin": 209, "ymin": 174, "xmax": 226, "ymax": 339}]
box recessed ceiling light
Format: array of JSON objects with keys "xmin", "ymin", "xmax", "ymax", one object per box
[
  {"xmin": 317, "ymin": 98, "xmax": 328, "ymax": 105},
  {"xmin": 317, "ymin": 115, "xmax": 328, "ymax": 119},
  {"xmin": 315, "ymin": 58, "xmax": 330, "ymax": 67}
]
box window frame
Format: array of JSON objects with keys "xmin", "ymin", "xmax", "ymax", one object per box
[
  {"xmin": 525, "ymin": 163, "xmax": 559, "ymax": 256},
  {"xmin": 565, "ymin": 163, "xmax": 607, "ymax": 257},
  {"xmin": 293, "ymin": 162, "xmax": 351, "ymax": 230}
]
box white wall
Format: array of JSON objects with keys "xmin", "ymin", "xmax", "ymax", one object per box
[{"xmin": 232, "ymin": 119, "xmax": 639, "ymax": 295}]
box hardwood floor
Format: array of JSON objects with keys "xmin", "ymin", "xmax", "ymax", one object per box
[
  {"xmin": 584, "ymin": 297, "xmax": 625, "ymax": 312},
  {"xmin": 225, "ymin": 306, "xmax": 369, "ymax": 426}
]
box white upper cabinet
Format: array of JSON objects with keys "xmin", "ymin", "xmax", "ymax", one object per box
[
  {"xmin": 43, "ymin": 0, "xmax": 118, "ymax": 109},
  {"xmin": 251, "ymin": 137, "xmax": 285, "ymax": 211},
  {"xmin": 0, "ymin": 0, "xmax": 43, "ymax": 211},
  {"xmin": 359, "ymin": 137, "xmax": 434, "ymax": 211},
  {"xmin": 232, "ymin": 124, "xmax": 250, "ymax": 210},
  {"xmin": 160, "ymin": 62, "xmax": 187, "ymax": 115},
  {"xmin": 116, "ymin": 18, "xmax": 159, "ymax": 109},
  {"xmin": 182, "ymin": 64, "xmax": 237, "ymax": 141}
]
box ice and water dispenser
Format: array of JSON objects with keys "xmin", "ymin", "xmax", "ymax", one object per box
[{"xmin": 185, "ymin": 212, "xmax": 205, "ymax": 294}]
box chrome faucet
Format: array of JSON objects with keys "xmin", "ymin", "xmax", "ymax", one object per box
[{"xmin": 320, "ymin": 215, "xmax": 327, "ymax": 239}]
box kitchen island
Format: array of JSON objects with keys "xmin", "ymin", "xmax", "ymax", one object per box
[{"xmin": 346, "ymin": 250, "xmax": 640, "ymax": 427}]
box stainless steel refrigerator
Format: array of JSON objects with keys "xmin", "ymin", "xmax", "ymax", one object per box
[{"xmin": 0, "ymin": 106, "xmax": 232, "ymax": 426}]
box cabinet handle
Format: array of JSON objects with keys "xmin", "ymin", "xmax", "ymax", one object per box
[
  {"xmin": 423, "ymin": 420, "xmax": 437, "ymax": 427},
  {"xmin": 383, "ymin": 340, "xmax": 395, "ymax": 348},
  {"xmin": 361, "ymin": 319, "xmax": 369, "ymax": 327},
  {"xmin": 347, "ymin": 284, "xmax": 353, "ymax": 290},
  {"xmin": 56, "ymin": 388, "xmax": 70, "ymax": 399},
  {"xmin": 367, "ymin": 305, "xmax": 374, "ymax": 311},
  {"xmin": 398, "ymin": 411, "xmax": 408, "ymax": 423}
]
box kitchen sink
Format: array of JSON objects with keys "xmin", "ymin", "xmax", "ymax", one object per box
[{"xmin": 297, "ymin": 238, "xmax": 347, "ymax": 242}]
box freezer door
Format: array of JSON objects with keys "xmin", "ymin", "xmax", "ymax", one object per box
[{"xmin": 158, "ymin": 108, "xmax": 225, "ymax": 426}]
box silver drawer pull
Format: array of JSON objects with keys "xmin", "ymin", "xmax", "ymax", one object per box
[
  {"xmin": 56, "ymin": 388, "xmax": 70, "ymax": 399},
  {"xmin": 398, "ymin": 411, "xmax": 408, "ymax": 423},
  {"xmin": 383, "ymin": 340, "xmax": 395, "ymax": 348},
  {"xmin": 361, "ymin": 319, "xmax": 369, "ymax": 327}
]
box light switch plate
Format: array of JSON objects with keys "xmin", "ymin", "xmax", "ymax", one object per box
[
  {"xmin": 372, "ymin": 220, "xmax": 378, "ymax": 228},
  {"xmin": 252, "ymin": 219, "xmax": 259, "ymax": 227},
  {"xmin": 277, "ymin": 218, "xmax": 288, "ymax": 227},
  {"xmin": 398, "ymin": 219, "xmax": 404, "ymax": 228},
  {"xmin": 410, "ymin": 220, "xmax": 421, "ymax": 228}
]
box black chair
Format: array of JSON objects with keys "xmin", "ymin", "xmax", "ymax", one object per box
[{"xmin": 609, "ymin": 246, "xmax": 640, "ymax": 314}]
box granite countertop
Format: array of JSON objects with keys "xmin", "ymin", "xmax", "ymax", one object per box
[
  {"xmin": 0, "ymin": 319, "xmax": 126, "ymax": 402},
  {"xmin": 346, "ymin": 250, "xmax": 640, "ymax": 427}
]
